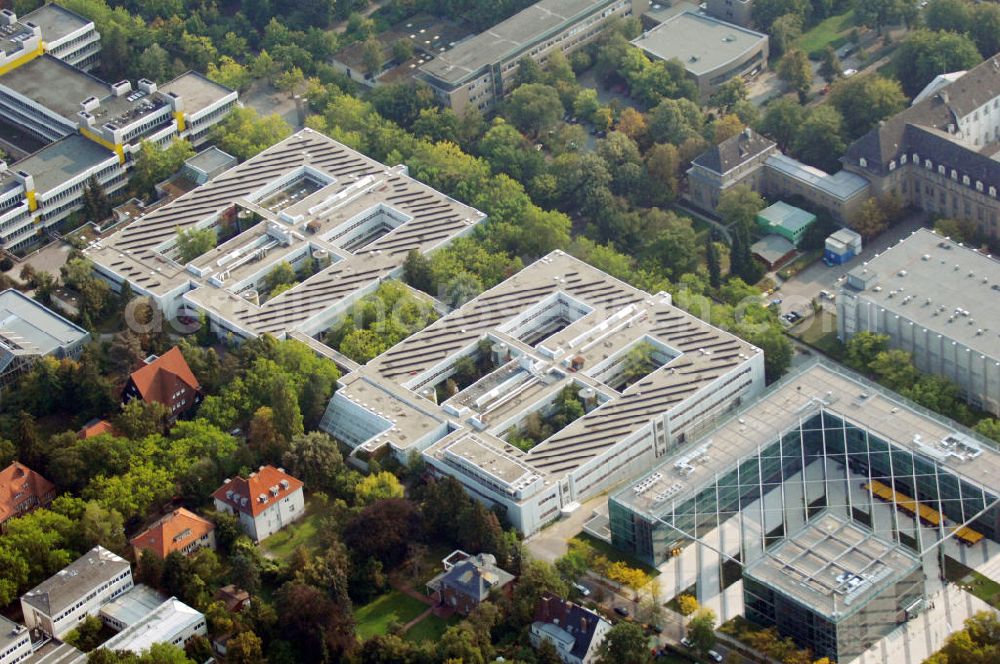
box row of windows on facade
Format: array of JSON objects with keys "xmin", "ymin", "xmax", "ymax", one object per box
[
  {"xmin": 864, "ymin": 153, "xmax": 1000, "ymax": 197},
  {"xmin": 53, "ymin": 573, "xmax": 131, "ymax": 622}
]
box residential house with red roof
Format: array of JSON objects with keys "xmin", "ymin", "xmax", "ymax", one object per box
[
  {"xmin": 0, "ymin": 462, "xmax": 56, "ymax": 530},
  {"xmin": 122, "ymin": 346, "xmax": 201, "ymax": 420},
  {"xmin": 130, "ymin": 508, "xmax": 216, "ymax": 561},
  {"xmin": 79, "ymin": 418, "xmax": 118, "ymax": 439},
  {"xmin": 211, "ymin": 466, "xmax": 304, "ymax": 543}
]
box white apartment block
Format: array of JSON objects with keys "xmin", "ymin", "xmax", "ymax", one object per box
[
  {"xmin": 0, "ymin": 10, "xmax": 235, "ymax": 251},
  {"xmin": 0, "ymin": 617, "xmax": 30, "ymax": 664},
  {"xmin": 320, "ymin": 251, "xmax": 764, "ymax": 535},
  {"xmin": 838, "ymin": 229, "xmax": 1000, "ymax": 416},
  {"xmin": 213, "ymin": 466, "xmax": 306, "ymax": 543},
  {"xmin": 20, "ymin": 546, "xmax": 133, "ymax": 640}
]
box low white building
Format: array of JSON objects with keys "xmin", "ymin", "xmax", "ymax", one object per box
[
  {"xmin": 98, "ymin": 597, "xmax": 206, "ymax": 656},
  {"xmin": 212, "ymin": 466, "xmax": 305, "ymax": 543},
  {"xmin": 0, "ymin": 617, "xmax": 30, "ymax": 664},
  {"xmin": 20, "ymin": 547, "xmax": 133, "ymax": 639}
]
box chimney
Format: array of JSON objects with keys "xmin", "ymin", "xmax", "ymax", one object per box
[
  {"xmin": 580, "ymin": 615, "xmax": 587, "ymax": 633},
  {"xmin": 540, "ymin": 595, "xmax": 551, "ymax": 622}
]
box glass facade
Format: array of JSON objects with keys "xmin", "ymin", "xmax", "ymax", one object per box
[
  {"xmin": 610, "ymin": 411, "xmax": 999, "ymax": 567},
  {"xmin": 744, "ymin": 563, "xmax": 924, "ymax": 662}
]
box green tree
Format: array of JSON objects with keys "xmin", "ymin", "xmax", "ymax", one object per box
[
  {"xmin": 970, "ymin": 4, "xmax": 1000, "ymax": 58},
  {"xmin": 779, "ymin": 49, "xmax": 812, "ymax": 103},
  {"xmin": 853, "ymin": 197, "xmax": 888, "ymax": 239},
  {"xmin": 505, "ymin": 83, "xmax": 564, "ymax": 137},
  {"xmin": 973, "ymin": 418, "xmax": 1000, "ymax": 443},
  {"xmin": 845, "ymin": 331, "xmax": 890, "ymax": 370},
  {"xmin": 132, "ymin": 140, "xmax": 195, "ymax": 197},
  {"xmin": 893, "ymin": 30, "xmax": 981, "ymax": 97},
  {"xmin": 687, "ymin": 608, "xmax": 718, "ymax": 654},
  {"xmin": 770, "ymin": 13, "xmax": 803, "ymax": 57},
  {"xmin": 595, "ymin": 622, "xmax": 651, "ymax": 664},
  {"xmin": 924, "ymin": 0, "xmax": 972, "ymax": 33},
  {"xmin": 793, "ymin": 105, "xmax": 845, "ymax": 173},
  {"xmin": 829, "ymin": 74, "xmax": 907, "ymax": 138},
  {"xmin": 717, "ymin": 185, "xmax": 765, "ymax": 235},
  {"xmin": 706, "ymin": 236, "xmax": 722, "ymax": 290},
  {"xmin": 212, "ymin": 107, "xmax": 292, "ymax": 161},
  {"xmin": 207, "ymin": 56, "xmax": 252, "ymax": 92},
  {"xmin": 355, "ymin": 471, "xmax": 404, "ymax": 505},
  {"xmin": 819, "ymin": 46, "xmax": 843, "ymax": 83},
  {"xmin": 361, "ymin": 36, "xmax": 385, "ymax": 77},
  {"xmin": 760, "ymin": 97, "xmax": 806, "ymax": 151},
  {"xmin": 175, "ymin": 227, "xmax": 217, "ymax": 263},
  {"xmin": 854, "ymin": 0, "xmax": 906, "ymax": 34},
  {"xmin": 65, "ymin": 615, "xmax": 104, "ymax": 652}
]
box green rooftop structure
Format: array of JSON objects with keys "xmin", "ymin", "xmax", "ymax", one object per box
[{"xmin": 756, "ymin": 201, "xmax": 816, "ymax": 246}]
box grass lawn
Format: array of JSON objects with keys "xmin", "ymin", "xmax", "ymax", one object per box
[
  {"xmin": 258, "ymin": 500, "xmax": 323, "ymax": 561},
  {"xmin": 574, "ymin": 533, "xmax": 661, "ymax": 577},
  {"xmin": 790, "ymin": 310, "xmax": 845, "ymax": 360},
  {"xmin": 796, "ymin": 10, "xmax": 856, "ymax": 57},
  {"xmin": 943, "ymin": 558, "xmax": 1000, "ymax": 609},
  {"xmin": 355, "ymin": 590, "xmax": 429, "ymax": 640},
  {"xmin": 403, "ymin": 613, "xmax": 460, "ymax": 643}
]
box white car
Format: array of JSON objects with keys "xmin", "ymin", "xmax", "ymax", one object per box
[
  {"xmin": 708, "ymin": 650, "xmax": 724, "ymax": 662},
  {"xmin": 843, "ymin": 68, "xmax": 858, "ymax": 77},
  {"xmin": 680, "ymin": 637, "xmax": 694, "ymax": 648},
  {"xmin": 572, "ymin": 582, "xmax": 591, "ymax": 597}
]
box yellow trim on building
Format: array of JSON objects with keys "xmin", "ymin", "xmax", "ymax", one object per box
[
  {"xmin": 26, "ymin": 190, "xmax": 37, "ymax": 212},
  {"xmin": 80, "ymin": 127, "xmax": 125, "ymax": 164},
  {"xmin": 173, "ymin": 111, "xmax": 186, "ymax": 133},
  {"xmin": 0, "ymin": 41, "xmax": 45, "ymax": 77}
]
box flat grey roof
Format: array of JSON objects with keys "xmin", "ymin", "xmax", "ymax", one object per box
[
  {"xmin": 614, "ymin": 360, "xmax": 1000, "ymax": 515},
  {"xmin": 0, "ymin": 288, "xmax": 88, "ymax": 355},
  {"xmin": 100, "ymin": 585, "xmax": 168, "ymax": 627},
  {"xmin": 10, "ymin": 133, "xmax": 115, "ymax": 192},
  {"xmin": 765, "ymin": 154, "xmax": 870, "ymax": 201},
  {"xmin": 22, "ymin": 3, "xmax": 91, "ymax": 41},
  {"xmin": 185, "ymin": 146, "xmax": 235, "ymax": 174},
  {"xmin": 632, "ymin": 12, "xmax": 767, "ymax": 76},
  {"xmin": 0, "ymin": 54, "xmax": 108, "ymax": 120},
  {"xmin": 23, "ymin": 640, "xmax": 81, "ymax": 664},
  {"xmin": 751, "ymin": 234, "xmax": 795, "ymax": 263},
  {"xmin": 85, "ymin": 128, "xmax": 485, "ymax": 337},
  {"xmin": 420, "ymin": 0, "xmax": 619, "ymax": 86},
  {"xmin": 159, "ymin": 71, "xmax": 234, "ymax": 114},
  {"xmin": 845, "ymin": 228, "xmax": 1000, "ymax": 358},
  {"xmin": 744, "ymin": 512, "xmax": 920, "ymax": 620},
  {"xmin": 0, "ymin": 615, "xmax": 28, "ymax": 658},
  {"xmin": 368, "ymin": 251, "xmax": 759, "ymax": 479},
  {"xmin": 21, "ymin": 546, "xmax": 130, "ymax": 618}
]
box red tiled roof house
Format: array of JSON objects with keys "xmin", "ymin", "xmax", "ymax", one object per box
[
  {"xmin": 212, "ymin": 466, "xmax": 304, "ymax": 543},
  {"xmin": 122, "ymin": 347, "xmax": 202, "ymax": 420},
  {"xmin": 130, "ymin": 508, "xmax": 216, "ymax": 561},
  {"xmin": 0, "ymin": 462, "xmax": 56, "ymax": 529}
]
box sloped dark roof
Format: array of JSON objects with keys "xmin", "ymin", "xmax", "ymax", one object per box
[
  {"xmin": 692, "ymin": 128, "xmax": 775, "ymax": 174},
  {"xmin": 844, "ymin": 55, "xmax": 1000, "ymax": 173},
  {"xmin": 533, "ymin": 592, "xmax": 608, "ymax": 661},
  {"xmin": 438, "ymin": 553, "xmax": 514, "ymax": 602}
]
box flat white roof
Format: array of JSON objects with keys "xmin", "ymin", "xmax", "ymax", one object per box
[
  {"xmin": 765, "ymin": 153, "xmax": 870, "ymax": 201},
  {"xmin": 632, "ymin": 12, "xmax": 767, "ymax": 76}
]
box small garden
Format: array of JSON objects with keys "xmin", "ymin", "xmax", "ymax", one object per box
[
  {"xmin": 505, "ymin": 384, "xmax": 586, "ymax": 451},
  {"xmin": 435, "ymin": 339, "xmax": 501, "ymax": 402},
  {"xmin": 943, "ymin": 557, "xmax": 1000, "ymax": 609},
  {"xmin": 324, "ymin": 280, "xmax": 438, "ymax": 363},
  {"xmin": 354, "ymin": 589, "xmax": 429, "ymax": 639}
]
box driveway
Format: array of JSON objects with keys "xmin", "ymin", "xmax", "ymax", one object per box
[
  {"xmin": 773, "ymin": 212, "xmax": 929, "ymax": 316},
  {"xmin": 243, "ymin": 82, "xmax": 303, "ymax": 130},
  {"xmin": 524, "ymin": 493, "xmax": 610, "ymax": 563}
]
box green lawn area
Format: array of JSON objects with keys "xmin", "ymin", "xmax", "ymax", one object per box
[
  {"xmin": 258, "ymin": 500, "xmax": 323, "ymax": 561},
  {"xmin": 355, "ymin": 590, "xmax": 430, "ymax": 640},
  {"xmin": 403, "ymin": 613, "xmax": 460, "ymax": 643},
  {"xmin": 573, "ymin": 533, "xmax": 661, "ymax": 578},
  {"xmin": 796, "ymin": 10, "xmax": 856, "ymax": 58},
  {"xmin": 943, "ymin": 558, "xmax": 1000, "ymax": 609},
  {"xmin": 790, "ymin": 310, "xmax": 845, "ymax": 360}
]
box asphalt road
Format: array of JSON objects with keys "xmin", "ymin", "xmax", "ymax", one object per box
[{"xmin": 773, "ymin": 212, "xmax": 929, "ymax": 317}]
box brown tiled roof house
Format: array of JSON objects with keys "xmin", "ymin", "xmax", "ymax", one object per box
[
  {"xmin": 0, "ymin": 462, "xmax": 56, "ymax": 529},
  {"xmin": 130, "ymin": 508, "xmax": 216, "ymax": 560},
  {"xmin": 122, "ymin": 347, "xmax": 201, "ymax": 419}
]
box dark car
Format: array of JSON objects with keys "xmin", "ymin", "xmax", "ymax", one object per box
[{"xmin": 614, "ymin": 606, "xmax": 629, "ymax": 617}]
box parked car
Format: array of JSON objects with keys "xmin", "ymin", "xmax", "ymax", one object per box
[
  {"xmin": 771, "ymin": 297, "xmax": 783, "ymax": 306},
  {"xmin": 708, "ymin": 650, "xmax": 724, "ymax": 662},
  {"xmin": 843, "ymin": 68, "xmax": 858, "ymax": 77},
  {"xmin": 572, "ymin": 582, "xmax": 591, "ymax": 597},
  {"xmin": 680, "ymin": 637, "xmax": 694, "ymax": 648},
  {"xmin": 614, "ymin": 606, "xmax": 629, "ymax": 617}
]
